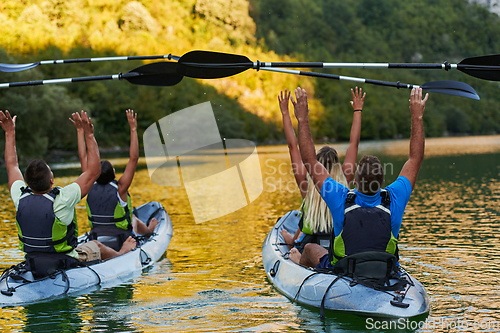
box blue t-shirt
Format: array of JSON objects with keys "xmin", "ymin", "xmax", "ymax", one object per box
[{"xmin": 320, "ymin": 176, "xmax": 413, "ymax": 239}]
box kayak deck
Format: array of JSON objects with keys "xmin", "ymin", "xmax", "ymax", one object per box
[{"xmin": 262, "ymin": 210, "xmax": 430, "ymax": 318}]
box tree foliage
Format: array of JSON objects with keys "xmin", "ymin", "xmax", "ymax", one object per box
[
  {"xmin": 0, "ymin": 0, "xmax": 499, "ymax": 162},
  {"xmin": 250, "ymin": 0, "xmax": 500, "ymax": 139}
]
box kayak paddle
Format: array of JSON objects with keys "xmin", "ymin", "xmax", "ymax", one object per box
[
  {"xmin": 3, "ymin": 50, "xmax": 499, "ymax": 82},
  {"xmin": 176, "ymin": 50, "xmax": 500, "ymax": 82},
  {"xmin": 0, "ymin": 60, "xmax": 480, "ymax": 100},
  {"xmin": 258, "ymin": 67, "xmax": 480, "ymax": 100},
  {"xmin": 0, "ymin": 54, "xmax": 180, "ymax": 73},
  {"xmin": 0, "ymin": 62, "xmax": 183, "ymax": 88}
]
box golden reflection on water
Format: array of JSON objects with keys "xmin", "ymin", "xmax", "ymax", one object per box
[{"xmin": 0, "ymin": 135, "xmax": 498, "ymax": 332}]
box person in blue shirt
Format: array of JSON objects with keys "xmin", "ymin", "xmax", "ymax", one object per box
[
  {"xmin": 278, "ymin": 88, "xmax": 364, "ymax": 252},
  {"xmin": 288, "ymin": 86, "xmax": 428, "ymax": 268}
]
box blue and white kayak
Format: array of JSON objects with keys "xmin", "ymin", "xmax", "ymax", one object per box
[
  {"xmin": 262, "ymin": 210, "xmax": 430, "ymax": 318},
  {"xmin": 0, "ymin": 201, "xmax": 173, "ymax": 305}
]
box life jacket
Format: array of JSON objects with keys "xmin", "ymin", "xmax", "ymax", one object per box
[
  {"xmin": 15, "ymin": 187, "xmax": 78, "ymax": 254},
  {"xmin": 86, "ymin": 180, "xmax": 133, "ymax": 251},
  {"xmin": 329, "ymin": 189, "xmax": 398, "ymax": 264},
  {"xmin": 296, "ymin": 206, "xmax": 331, "ymax": 253}
]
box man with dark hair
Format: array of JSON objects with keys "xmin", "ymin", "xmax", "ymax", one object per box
[
  {"xmin": 288, "ymin": 87, "xmax": 428, "ymax": 269},
  {"xmin": 355, "ymin": 155, "xmax": 385, "ymax": 195},
  {"xmin": 0, "ymin": 110, "xmax": 136, "ymax": 277}
]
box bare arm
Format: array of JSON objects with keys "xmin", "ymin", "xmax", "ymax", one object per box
[
  {"xmin": 0, "ymin": 111, "xmax": 23, "ymax": 190},
  {"xmin": 70, "ymin": 112, "xmax": 87, "ymax": 172},
  {"xmin": 117, "ymin": 109, "xmax": 139, "ymax": 201},
  {"xmin": 292, "ymin": 88, "xmax": 330, "ymax": 192},
  {"xmin": 343, "ymin": 87, "xmax": 365, "ymax": 185},
  {"xmin": 399, "ymin": 88, "xmax": 428, "ymax": 189},
  {"xmin": 74, "ymin": 111, "xmax": 101, "ymax": 198},
  {"xmin": 279, "ymin": 89, "xmax": 307, "ymax": 198}
]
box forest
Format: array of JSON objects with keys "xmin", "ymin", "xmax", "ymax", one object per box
[{"xmin": 0, "ymin": 0, "xmax": 499, "ymax": 161}]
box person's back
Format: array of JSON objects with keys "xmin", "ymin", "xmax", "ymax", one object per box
[
  {"xmin": 278, "ymin": 88, "xmax": 364, "ymax": 251},
  {"xmin": 86, "ymin": 164, "xmax": 134, "ymax": 251},
  {"xmin": 296, "ymin": 146, "xmax": 347, "ymax": 249},
  {"xmin": 13, "ymin": 160, "xmax": 82, "ymax": 273},
  {"xmin": 73, "ymin": 110, "xmax": 158, "ymax": 251},
  {"xmin": 323, "ymin": 155, "xmax": 409, "ymax": 266}
]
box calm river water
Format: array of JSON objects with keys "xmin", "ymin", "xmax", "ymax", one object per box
[{"xmin": 0, "ymin": 135, "xmax": 499, "ymax": 332}]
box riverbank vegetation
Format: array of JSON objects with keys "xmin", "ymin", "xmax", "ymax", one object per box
[{"xmin": 0, "ymin": 0, "xmax": 499, "ymax": 161}]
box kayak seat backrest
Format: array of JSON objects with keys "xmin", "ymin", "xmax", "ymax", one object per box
[
  {"xmin": 333, "ymin": 251, "xmax": 397, "ymax": 281},
  {"xmin": 25, "ymin": 252, "xmax": 80, "ymax": 279}
]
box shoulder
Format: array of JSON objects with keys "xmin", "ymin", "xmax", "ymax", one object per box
[
  {"xmin": 60, "ymin": 182, "xmax": 82, "ymax": 196},
  {"xmin": 321, "ymin": 177, "xmax": 349, "ymax": 201},
  {"xmin": 55, "ymin": 183, "xmax": 82, "ymax": 205},
  {"xmin": 385, "ymin": 176, "xmax": 412, "ymax": 203},
  {"xmin": 10, "ymin": 180, "xmax": 27, "ymax": 209}
]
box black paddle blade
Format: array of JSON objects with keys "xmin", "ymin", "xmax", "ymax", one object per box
[
  {"xmin": 421, "ymin": 80, "xmax": 479, "ymax": 100},
  {"xmin": 458, "ymin": 54, "xmax": 500, "ymax": 81},
  {"xmin": 178, "ymin": 50, "xmax": 252, "ymax": 79},
  {"xmin": 124, "ymin": 62, "xmax": 183, "ymax": 86}
]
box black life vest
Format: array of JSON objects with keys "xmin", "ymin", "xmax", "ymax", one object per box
[
  {"xmin": 296, "ymin": 208, "xmax": 331, "ymax": 253},
  {"xmin": 86, "ymin": 181, "xmax": 133, "ymax": 251},
  {"xmin": 15, "ymin": 187, "xmax": 78, "ymax": 254},
  {"xmin": 329, "ymin": 189, "xmax": 398, "ymax": 264}
]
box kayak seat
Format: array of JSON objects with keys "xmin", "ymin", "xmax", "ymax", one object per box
[
  {"xmin": 330, "ymin": 251, "xmax": 406, "ymax": 291},
  {"xmin": 25, "ymin": 252, "xmax": 79, "ymax": 279}
]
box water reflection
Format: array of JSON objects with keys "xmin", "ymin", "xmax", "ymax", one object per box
[{"xmin": 0, "ymin": 135, "xmax": 498, "ymax": 332}]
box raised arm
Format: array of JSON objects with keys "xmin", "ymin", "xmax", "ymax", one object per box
[
  {"xmin": 279, "ymin": 89, "xmax": 308, "ymax": 198},
  {"xmin": 399, "ymin": 87, "xmax": 428, "ymax": 189},
  {"xmin": 343, "ymin": 87, "xmax": 365, "ymax": 185},
  {"xmin": 292, "ymin": 88, "xmax": 330, "ymax": 192},
  {"xmin": 70, "ymin": 112, "xmax": 87, "ymax": 172},
  {"xmin": 74, "ymin": 111, "xmax": 101, "ymax": 198},
  {"xmin": 0, "ymin": 111, "xmax": 23, "ymax": 190},
  {"xmin": 117, "ymin": 109, "xmax": 139, "ymax": 201}
]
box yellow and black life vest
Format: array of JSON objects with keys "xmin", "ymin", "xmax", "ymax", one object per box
[
  {"xmin": 15, "ymin": 187, "xmax": 78, "ymax": 254},
  {"xmin": 329, "ymin": 190, "xmax": 398, "ymax": 265}
]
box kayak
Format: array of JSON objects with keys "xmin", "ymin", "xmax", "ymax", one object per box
[
  {"xmin": 262, "ymin": 210, "xmax": 430, "ymax": 318},
  {"xmin": 0, "ymin": 201, "xmax": 173, "ymax": 305}
]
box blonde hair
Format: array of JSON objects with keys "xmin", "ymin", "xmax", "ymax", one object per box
[{"xmin": 300, "ymin": 146, "xmax": 348, "ymax": 234}]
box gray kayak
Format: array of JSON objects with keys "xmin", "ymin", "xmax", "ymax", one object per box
[
  {"xmin": 0, "ymin": 201, "xmax": 173, "ymax": 305},
  {"xmin": 262, "ymin": 210, "xmax": 430, "ymax": 318}
]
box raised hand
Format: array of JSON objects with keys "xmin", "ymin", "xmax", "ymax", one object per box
[
  {"xmin": 278, "ymin": 89, "xmax": 291, "ymax": 115},
  {"xmin": 126, "ymin": 109, "xmax": 137, "ymax": 131},
  {"xmin": 0, "ymin": 110, "xmax": 17, "ymax": 133},
  {"xmin": 409, "ymin": 87, "xmax": 429, "ymax": 119},
  {"xmin": 350, "ymin": 86, "xmax": 366, "ymax": 112},
  {"xmin": 291, "ymin": 87, "xmax": 309, "ymax": 122},
  {"xmin": 80, "ymin": 111, "xmax": 94, "ymax": 135},
  {"xmin": 69, "ymin": 111, "xmax": 83, "ymax": 130}
]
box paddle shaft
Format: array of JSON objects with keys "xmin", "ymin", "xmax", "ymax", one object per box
[
  {"xmin": 258, "ymin": 62, "xmax": 449, "ymax": 69},
  {"xmin": 0, "ymin": 55, "xmax": 180, "ymax": 73},
  {"xmin": 260, "ymin": 67, "xmax": 420, "ymax": 90},
  {"xmin": 0, "ymin": 72, "xmax": 138, "ymax": 88},
  {"xmin": 37, "ymin": 55, "xmax": 177, "ymax": 64}
]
